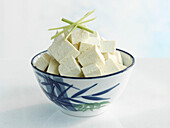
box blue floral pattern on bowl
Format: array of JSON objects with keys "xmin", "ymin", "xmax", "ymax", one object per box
[
  {"xmin": 35, "ymin": 71, "xmax": 120, "ymax": 112},
  {"xmin": 31, "ymin": 49, "xmax": 135, "ymax": 116}
]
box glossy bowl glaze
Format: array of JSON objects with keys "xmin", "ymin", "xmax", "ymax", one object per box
[{"xmin": 31, "ymin": 49, "xmax": 135, "ymax": 117}]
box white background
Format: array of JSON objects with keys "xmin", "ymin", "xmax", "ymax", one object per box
[
  {"xmin": 0, "ymin": 0, "xmax": 170, "ymax": 127},
  {"xmin": 1, "ymin": 0, "xmax": 170, "ymax": 60}
]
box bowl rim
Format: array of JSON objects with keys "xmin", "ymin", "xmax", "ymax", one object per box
[{"xmin": 31, "ymin": 49, "xmax": 135, "ymax": 79}]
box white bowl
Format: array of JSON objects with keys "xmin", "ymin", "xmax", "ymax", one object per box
[{"xmin": 31, "ymin": 49, "xmax": 135, "ymax": 117}]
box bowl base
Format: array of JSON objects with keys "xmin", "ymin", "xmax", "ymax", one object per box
[{"xmin": 60, "ymin": 108, "xmax": 107, "ymax": 117}]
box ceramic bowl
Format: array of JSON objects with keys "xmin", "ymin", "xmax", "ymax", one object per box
[{"xmin": 31, "ymin": 49, "xmax": 135, "ymax": 117}]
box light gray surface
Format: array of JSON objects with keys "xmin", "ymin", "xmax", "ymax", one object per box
[{"xmin": 0, "ymin": 58, "xmax": 170, "ymax": 128}]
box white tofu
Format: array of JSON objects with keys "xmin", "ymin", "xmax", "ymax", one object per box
[
  {"xmin": 43, "ymin": 53, "xmax": 51, "ymax": 62},
  {"xmin": 79, "ymin": 32, "xmax": 100, "ymax": 52},
  {"xmin": 65, "ymin": 28, "xmax": 89, "ymax": 44},
  {"xmin": 100, "ymin": 40, "xmax": 116, "ymax": 53},
  {"xmin": 63, "ymin": 29, "xmax": 72, "ymax": 43},
  {"xmin": 47, "ymin": 58, "xmax": 59, "ymax": 75},
  {"xmin": 100, "ymin": 37, "xmax": 106, "ymax": 41},
  {"xmin": 82, "ymin": 63, "xmax": 102, "ymax": 77},
  {"xmin": 48, "ymin": 34, "xmax": 80, "ymax": 63},
  {"xmin": 84, "ymin": 32, "xmax": 101, "ymax": 46},
  {"xmin": 102, "ymin": 53, "xmax": 118, "ymax": 62},
  {"xmin": 78, "ymin": 45, "xmax": 105, "ymax": 67},
  {"xmin": 34, "ymin": 53, "xmax": 51, "ymax": 71},
  {"xmin": 117, "ymin": 64, "xmax": 127, "ymax": 70},
  {"xmin": 102, "ymin": 53, "xmax": 112, "ymax": 60},
  {"xmin": 115, "ymin": 50, "xmax": 123, "ymax": 65},
  {"xmin": 102, "ymin": 52, "xmax": 125, "ymax": 72},
  {"xmin": 58, "ymin": 56, "xmax": 83, "ymax": 77},
  {"xmin": 101, "ymin": 58, "xmax": 120, "ymax": 75},
  {"xmin": 79, "ymin": 42, "xmax": 94, "ymax": 53},
  {"xmin": 89, "ymin": 31, "xmax": 100, "ymax": 38}
]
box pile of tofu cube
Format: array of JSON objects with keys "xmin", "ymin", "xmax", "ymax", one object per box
[{"xmin": 34, "ymin": 28, "xmax": 127, "ymax": 77}]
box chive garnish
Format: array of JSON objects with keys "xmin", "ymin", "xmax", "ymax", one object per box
[{"xmin": 49, "ymin": 10, "xmax": 96, "ymax": 40}]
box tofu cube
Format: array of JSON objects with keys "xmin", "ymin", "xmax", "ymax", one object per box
[
  {"xmin": 101, "ymin": 58, "xmax": 120, "ymax": 75},
  {"xmin": 64, "ymin": 30, "xmax": 80, "ymax": 50},
  {"xmin": 64, "ymin": 29, "xmax": 72, "ymax": 43},
  {"xmin": 47, "ymin": 58, "xmax": 59, "ymax": 75},
  {"xmin": 65, "ymin": 28, "xmax": 89, "ymax": 44},
  {"xmin": 102, "ymin": 53, "xmax": 112, "ymax": 60},
  {"xmin": 34, "ymin": 53, "xmax": 51, "ymax": 71},
  {"xmin": 43, "ymin": 53, "xmax": 51, "ymax": 61},
  {"xmin": 100, "ymin": 37, "xmax": 106, "ymax": 41},
  {"xmin": 89, "ymin": 31, "xmax": 100, "ymax": 38},
  {"xmin": 114, "ymin": 50, "xmax": 123, "ymax": 65},
  {"xmin": 58, "ymin": 56, "xmax": 83, "ymax": 77},
  {"xmin": 79, "ymin": 42, "xmax": 94, "ymax": 53},
  {"xmin": 100, "ymin": 40, "xmax": 116, "ymax": 53},
  {"xmin": 84, "ymin": 32, "xmax": 100, "ymax": 46},
  {"xmin": 48, "ymin": 34, "xmax": 80, "ymax": 63},
  {"xmin": 78, "ymin": 45, "xmax": 105, "ymax": 67},
  {"xmin": 117, "ymin": 64, "xmax": 127, "ymax": 70},
  {"xmin": 79, "ymin": 32, "xmax": 100, "ymax": 53},
  {"xmin": 82, "ymin": 63, "xmax": 102, "ymax": 77},
  {"xmin": 102, "ymin": 53, "xmax": 118, "ymax": 62},
  {"xmin": 102, "ymin": 52, "xmax": 125, "ymax": 72}
]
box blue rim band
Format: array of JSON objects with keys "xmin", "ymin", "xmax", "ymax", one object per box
[{"xmin": 31, "ymin": 49, "xmax": 135, "ymax": 79}]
